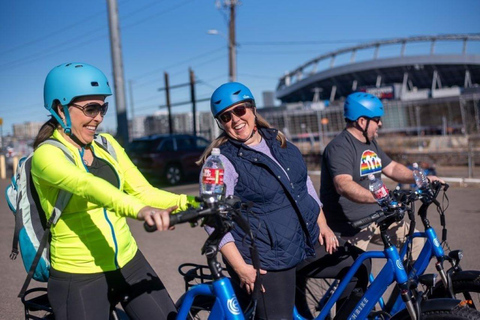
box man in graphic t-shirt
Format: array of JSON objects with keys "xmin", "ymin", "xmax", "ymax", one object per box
[{"xmin": 320, "ymin": 92, "xmax": 443, "ymax": 257}]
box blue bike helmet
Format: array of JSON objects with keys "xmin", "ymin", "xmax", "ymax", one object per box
[
  {"xmin": 210, "ymin": 82, "xmax": 255, "ymax": 117},
  {"xmin": 44, "ymin": 62, "xmax": 112, "ymax": 134},
  {"xmin": 344, "ymin": 92, "xmax": 384, "ymax": 121}
]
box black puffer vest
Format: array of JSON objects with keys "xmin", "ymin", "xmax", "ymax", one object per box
[{"xmin": 220, "ymin": 127, "xmax": 320, "ymax": 270}]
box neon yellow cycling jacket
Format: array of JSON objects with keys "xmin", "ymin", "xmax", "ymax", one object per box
[{"xmin": 31, "ymin": 130, "xmax": 190, "ymax": 274}]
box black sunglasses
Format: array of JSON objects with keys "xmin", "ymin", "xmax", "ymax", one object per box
[
  {"xmin": 364, "ymin": 116, "xmax": 381, "ymax": 124},
  {"xmin": 218, "ymin": 104, "xmax": 252, "ymax": 123},
  {"xmin": 371, "ymin": 117, "xmax": 382, "ymax": 124},
  {"xmin": 70, "ymin": 102, "xmax": 109, "ymax": 118}
]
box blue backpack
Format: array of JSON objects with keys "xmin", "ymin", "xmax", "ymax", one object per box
[{"xmin": 5, "ymin": 135, "xmax": 117, "ymax": 297}]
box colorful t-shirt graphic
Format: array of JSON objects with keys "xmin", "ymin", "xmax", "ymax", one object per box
[{"xmin": 360, "ymin": 150, "xmax": 382, "ymax": 176}]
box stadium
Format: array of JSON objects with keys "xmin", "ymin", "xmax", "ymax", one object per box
[{"xmin": 258, "ymin": 34, "xmax": 480, "ymax": 166}]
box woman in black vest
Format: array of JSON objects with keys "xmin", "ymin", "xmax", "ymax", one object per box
[{"xmin": 198, "ymin": 82, "xmax": 370, "ymax": 320}]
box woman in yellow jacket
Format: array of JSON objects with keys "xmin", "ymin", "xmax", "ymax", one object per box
[{"xmin": 32, "ymin": 62, "xmax": 193, "ymax": 320}]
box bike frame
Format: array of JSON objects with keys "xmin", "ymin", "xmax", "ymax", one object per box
[
  {"xmin": 177, "ymin": 277, "xmax": 245, "ymax": 320},
  {"xmin": 293, "ymin": 242, "xmax": 414, "ymax": 320},
  {"xmin": 173, "ymin": 193, "xmax": 466, "ymax": 320}
]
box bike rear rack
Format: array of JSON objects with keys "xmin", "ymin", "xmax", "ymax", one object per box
[
  {"xmin": 178, "ymin": 263, "xmax": 217, "ymax": 292},
  {"xmin": 21, "ymin": 287, "xmax": 53, "ymax": 320}
]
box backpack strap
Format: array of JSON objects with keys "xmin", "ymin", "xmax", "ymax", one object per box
[
  {"xmin": 17, "ymin": 140, "xmax": 74, "ymax": 298},
  {"xmin": 94, "ymin": 134, "xmax": 117, "ymax": 161}
]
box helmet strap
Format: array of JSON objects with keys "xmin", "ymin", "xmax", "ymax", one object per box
[
  {"xmin": 62, "ymin": 105, "xmax": 73, "ymax": 135},
  {"xmin": 52, "ymin": 104, "xmax": 89, "ymax": 148},
  {"xmin": 354, "ymin": 118, "xmax": 371, "ymax": 144}
]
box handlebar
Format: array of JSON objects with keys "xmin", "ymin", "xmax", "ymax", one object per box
[
  {"xmin": 143, "ymin": 206, "xmax": 210, "ymax": 232},
  {"xmin": 143, "ymin": 195, "xmax": 244, "ymax": 232},
  {"xmin": 351, "ymin": 210, "xmax": 386, "ymax": 229}
]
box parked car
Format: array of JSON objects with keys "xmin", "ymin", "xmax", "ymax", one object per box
[{"xmin": 126, "ymin": 134, "xmax": 210, "ymax": 185}]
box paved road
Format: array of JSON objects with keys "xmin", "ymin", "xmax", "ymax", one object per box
[{"xmin": 0, "ymin": 177, "xmax": 479, "ymax": 319}]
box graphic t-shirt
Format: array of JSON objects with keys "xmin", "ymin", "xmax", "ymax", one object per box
[{"xmin": 320, "ymin": 129, "xmax": 392, "ymax": 236}]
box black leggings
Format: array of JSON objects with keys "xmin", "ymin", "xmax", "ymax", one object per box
[
  {"xmin": 48, "ymin": 250, "xmax": 177, "ymax": 320},
  {"xmin": 227, "ymin": 241, "xmax": 370, "ymax": 320},
  {"xmin": 295, "ymin": 241, "xmax": 371, "ymax": 319},
  {"xmin": 226, "ymin": 263, "xmax": 296, "ymax": 320}
]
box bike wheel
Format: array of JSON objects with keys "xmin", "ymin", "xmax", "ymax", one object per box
[
  {"xmin": 431, "ymin": 271, "xmax": 480, "ymax": 309},
  {"xmin": 179, "ymin": 295, "xmax": 215, "ymax": 320},
  {"xmin": 295, "ymin": 277, "xmax": 336, "ymax": 319}
]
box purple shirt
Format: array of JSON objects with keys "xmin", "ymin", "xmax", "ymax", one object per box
[{"xmin": 204, "ymin": 138, "xmax": 322, "ymax": 248}]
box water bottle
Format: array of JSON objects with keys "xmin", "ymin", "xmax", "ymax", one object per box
[
  {"xmin": 412, "ymin": 162, "xmax": 429, "ymax": 189},
  {"xmin": 200, "ymin": 148, "xmax": 225, "ymax": 205},
  {"xmin": 368, "ymin": 174, "xmax": 391, "ymax": 206}
]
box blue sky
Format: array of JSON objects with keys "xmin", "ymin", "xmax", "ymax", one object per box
[{"xmin": 1, "ymin": 0, "xmax": 479, "ymax": 136}]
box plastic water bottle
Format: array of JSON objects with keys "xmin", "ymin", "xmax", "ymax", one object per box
[
  {"xmin": 200, "ymin": 148, "xmax": 225, "ymax": 205},
  {"xmin": 412, "ymin": 162, "xmax": 429, "ymax": 189},
  {"xmin": 368, "ymin": 174, "xmax": 391, "ymax": 206}
]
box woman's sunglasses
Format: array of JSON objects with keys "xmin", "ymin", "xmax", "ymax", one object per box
[
  {"xmin": 218, "ymin": 105, "xmax": 252, "ymax": 123},
  {"xmin": 70, "ymin": 102, "xmax": 109, "ymax": 118}
]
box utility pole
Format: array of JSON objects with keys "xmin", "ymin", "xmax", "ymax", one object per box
[
  {"xmin": 228, "ymin": 1, "xmax": 237, "ymax": 82},
  {"xmin": 189, "ymin": 68, "xmax": 197, "ymax": 136},
  {"xmin": 164, "ymin": 72, "xmax": 173, "ymax": 134},
  {"xmin": 106, "ymin": 0, "xmax": 129, "ymax": 144}
]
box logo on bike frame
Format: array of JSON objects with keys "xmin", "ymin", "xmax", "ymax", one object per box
[
  {"xmin": 227, "ymin": 297, "xmax": 241, "ymax": 315},
  {"xmin": 396, "ymin": 259, "xmax": 404, "ymax": 270}
]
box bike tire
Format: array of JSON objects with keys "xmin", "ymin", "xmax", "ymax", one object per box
[
  {"xmin": 430, "ymin": 270, "xmax": 480, "ymax": 309},
  {"xmin": 178, "ymin": 295, "xmax": 215, "ymax": 320},
  {"xmin": 295, "ymin": 277, "xmax": 336, "ymax": 319},
  {"xmin": 397, "ymin": 306, "xmax": 480, "ymax": 320},
  {"xmin": 391, "ymin": 299, "xmax": 480, "ymax": 320}
]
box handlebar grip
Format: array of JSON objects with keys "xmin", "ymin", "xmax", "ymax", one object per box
[
  {"xmin": 144, "ymin": 221, "xmax": 158, "ymax": 233},
  {"xmin": 143, "ymin": 208, "xmax": 201, "ymax": 232},
  {"xmin": 351, "ymin": 210, "xmax": 385, "ymax": 229},
  {"xmin": 169, "ymin": 209, "xmax": 201, "ymax": 226}
]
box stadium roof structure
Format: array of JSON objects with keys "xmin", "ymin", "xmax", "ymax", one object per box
[{"xmin": 276, "ymin": 34, "xmax": 480, "ymax": 103}]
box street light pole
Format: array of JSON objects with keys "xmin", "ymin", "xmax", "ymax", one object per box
[
  {"xmin": 228, "ymin": 2, "xmax": 236, "ymax": 82},
  {"xmin": 208, "ymin": 0, "xmax": 237, "ymax": 82}
]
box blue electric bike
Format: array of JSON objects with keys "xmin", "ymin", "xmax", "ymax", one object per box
[{"xmin": 146, "ymin": 195, "xmax": 480, "ymax": 320}]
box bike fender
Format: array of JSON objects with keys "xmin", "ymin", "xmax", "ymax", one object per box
[
  {"xmin": 391, "ymin": 298, "xmax": 464, "ymax": 319},
  {"xmin": 450, "ymin": 270, "xmax": 480, "ymax": 283},
  {"xmin": 431, "ymin": 270, "xmax": 480, "ymax": 298}
]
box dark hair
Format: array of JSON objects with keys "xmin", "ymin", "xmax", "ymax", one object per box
[
  {"xmin": 33, "ymin": 118, "xmax": 59, "ymax": 149},
  {"xmin": 33, "ymin": 102, "xmax": 61, "ymax": 149}
]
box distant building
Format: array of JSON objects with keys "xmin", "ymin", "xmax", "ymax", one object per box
[
  {"xmin": 13, "ymin": 122, "xmax": 43, "ymax": 140},
  {"xmin": 131, "ymin": 111, "xmax": 218, "ymax": 141},
  {"xmin": 262, "ymin": 91, "xmax": 276, "ymax": 107}
]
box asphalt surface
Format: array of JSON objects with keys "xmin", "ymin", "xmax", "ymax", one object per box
[{"xmin": 0, "ymin": 173, "xmax": 479, "ymax": 320}]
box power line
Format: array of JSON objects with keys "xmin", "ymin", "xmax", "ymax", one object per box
[
  {"xmin": 0, "ymin": 0, "xmax": 133, "ymax": 57},
  {"xmin": 237, "ymin": 73, "xmax": 278, "ymax": 80},
  {"xmin": 131, "ymin": 45, "xmax": 225, "ymax": 81},
  {"xmin": 240, "ymin": 39, "xmax": 380, "ymax": 46},
  {"xmin": 0, "ymin": 0, "xmax": 195, "ymax": 71}
]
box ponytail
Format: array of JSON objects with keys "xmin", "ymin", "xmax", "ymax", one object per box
[{"xmin": 33, "ymin": 117, "xmax": 59, "ymax": 149}]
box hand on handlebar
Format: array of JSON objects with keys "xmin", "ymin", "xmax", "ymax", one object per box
[
  {"xmin": 138, "ymin": 205, "xmax": 178, "ymax": 231},
  {"xmin": 426, "ymin": 175, "xmax": 445, "ymax": 185}
]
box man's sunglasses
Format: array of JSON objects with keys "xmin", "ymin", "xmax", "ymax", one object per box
[
  {"xmin": 218, "ymin": 105, "xmax": 252, "ymax": 123},
  {"xmin": 365, "ymin": 117, "xmax": 381, "ymax": 124},
  {"xmin": 70, "ymin": 102, "xmax": 109, "ymax": 118}
]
